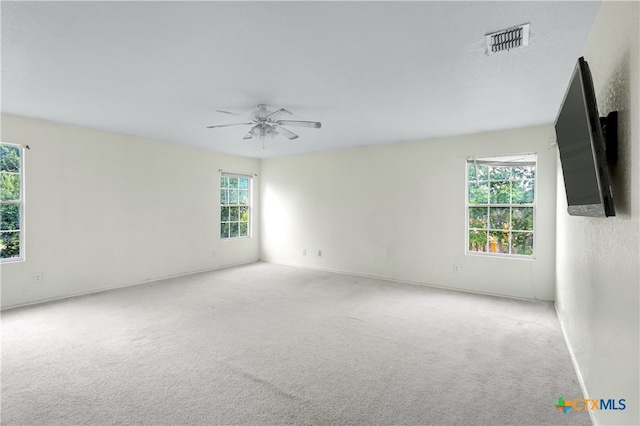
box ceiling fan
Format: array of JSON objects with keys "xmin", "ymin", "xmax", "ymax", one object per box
[{"xmin": 207, "ymin": 104, "xmax": 321, "ymax": 142}]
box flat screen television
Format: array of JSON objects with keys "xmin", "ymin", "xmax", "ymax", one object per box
[{"xmin": 555, "ymin": 56, "xmax": 616, "ymax": 217}]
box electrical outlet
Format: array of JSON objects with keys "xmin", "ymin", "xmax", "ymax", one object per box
[
  {"xmin": 302, "ymin": 249, "xmax": 306, "ymax": 256},
  {"xmin": 318, "ymin": 250, "xmax": 322, "ymax": 257},
  {"xmin": 453, "ymin": 264, "xmax": 460, "ymax": 273},
  {"xmin": 33, "ymin": 273, "xmax": 43, "ymax": 283}
]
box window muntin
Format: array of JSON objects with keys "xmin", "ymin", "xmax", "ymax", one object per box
[
  {"xmin": 467, "ymin": 155, "xmax": 536, "ymax": 257},
  {"xmin": 1, "ymin": 143, "xmax": 24, "ymax": 261},
  {"xmin": 220, "ymin": 173, "xmax": 251, "ymax": 239}
]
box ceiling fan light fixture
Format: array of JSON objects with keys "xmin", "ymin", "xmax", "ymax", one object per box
[
  {"xmin": 249, "ymin": 124, "xmax": 277, "ymax": 140},
  {"xmin": 266, "ymin": 125, "xmax": 278, "ymax": 139},
  {"xmin": 249, "ymin": 125, "xmax": 262, "ymax": 139}
]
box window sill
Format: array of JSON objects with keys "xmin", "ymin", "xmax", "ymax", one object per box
[
  {"xmin": 465, "ymin": 251, "xmax": 536, "ymax": 260},
  {"xmin": 221, "ymin": 236, "xmax": 252, "ymax": 241},
  {"xmin": 0, "ymin": 257, "xmax": 25, "ymax": 264}
]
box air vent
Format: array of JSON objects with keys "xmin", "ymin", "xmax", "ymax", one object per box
[{"xmin": 485, "ymin": 24, "xmax": 530, "ymax": 54}]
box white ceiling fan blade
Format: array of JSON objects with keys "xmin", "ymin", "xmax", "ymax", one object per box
[
  {"xmin": 242, "ymin": 131, "xmax": 253, "ymax": 140},
  {"xmin": 275, "ymin": 126, "xmax": 299, "ymax": 140},
  {"xmin": 216, "ymin": 110, "xmax": 245, "ymax": 117},
  {"xmin": 265, "ymin": 108, "xmax": 293, "ymax": 119},
  {"xmin": 206, "ymin": 122, "xmax": 253, "ymax": 129},
  {"xmin": 276, "ymin": 120, "xmax": 322, "ymax": 129}
]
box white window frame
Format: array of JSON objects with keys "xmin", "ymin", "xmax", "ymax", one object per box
[
  {"xmin": 1, "ymin": 142, "xmax": 25, "ymax": 262},
  {"xmin": 219, "ymin": 171, "xmax": 252, "ymax": 240},
  {"xmin": 465, "ymin": 154, "xmax": 537, "ymax": 259}
]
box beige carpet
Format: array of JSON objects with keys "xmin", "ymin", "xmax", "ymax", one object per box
[{"xmin": 1, "ymin": 262, "xmax": 590, "ymax": 425}]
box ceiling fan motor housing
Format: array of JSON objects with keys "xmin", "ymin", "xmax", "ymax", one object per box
[{"xmin": 252, "ymin": 104, "xmax": 272, "ymax": 121}]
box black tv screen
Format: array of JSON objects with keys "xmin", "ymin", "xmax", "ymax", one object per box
[{"xmin": 555, "ymin": 57, "xmax": 615, "ymax": 217}]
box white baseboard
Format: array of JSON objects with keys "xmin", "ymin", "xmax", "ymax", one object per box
[
  {"xmin": 263, "ymin": 259, "xmax": 550, "ymax": 304},
  {"xmin": 554, "ymin": 302, "xmax": 596, "ymax": 426},
  {"xmin": 1, "ymin": 260, "xmax": 258, "ymax": 311}
]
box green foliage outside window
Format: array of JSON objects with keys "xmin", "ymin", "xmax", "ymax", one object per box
[
  {"xmin": 0, "ymin": 144, "xmax": 22, "ymax": 259},
  {"xmin": 467, "ymin": 161, "xmax": 535, "ymax": 256},
  {"xmin": 220, "ymin": 175, "xmax": 250, "ymax": 239}
]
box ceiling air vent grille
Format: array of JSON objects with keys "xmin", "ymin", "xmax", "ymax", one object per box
[{"xmin": 486, "ymin": 24, "xmax": 530, "ymax": 54}]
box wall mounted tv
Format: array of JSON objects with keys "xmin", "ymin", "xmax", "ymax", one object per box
[{"xmin": 555, "ymin": 56, "xmax": 617, "ymax": 217}]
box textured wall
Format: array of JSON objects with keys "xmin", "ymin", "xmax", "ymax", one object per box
[
  {"xmin": 0, "ymin": 114, "xmax": 261, "ymax": 309},
  {"xmin": 555, "ymin": 1, "xmax": 639, "ymax": 425}
]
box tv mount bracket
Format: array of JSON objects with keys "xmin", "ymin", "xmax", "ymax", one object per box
[{"xmin": 600, "ymin": 111, "xmax": 618, "ymax": 165}]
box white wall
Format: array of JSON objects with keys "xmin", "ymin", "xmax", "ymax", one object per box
[
  {"xmin": 555, "ymin": 1, "xmax": 639, "ymax": 425},
  {"xmin": 0, "ymin": 114, "xmax": 260, "ymax": 309},
  {"xmin": 261, "ymin": 124, "xmax": 557, "ymax": 300}
]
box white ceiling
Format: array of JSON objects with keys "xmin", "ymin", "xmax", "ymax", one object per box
[{"xmin": 1, "ymin": 1, "xmax": 601, "ymax": 159}]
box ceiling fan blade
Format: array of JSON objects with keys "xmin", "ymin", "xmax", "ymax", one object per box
[
  {"xmin": 206, "ymin": 122, "xmax": 253, "ymax": 129},
  {"xmin": 274, "ymin": 126, "xmax": 299, "ymax": 140},
  {"xmin": 242, "ymin": 131, "xmax": 253, "ymax": 140},
  {"xmin": 216, "ymin": 110, "xmax": 245, "ymax": 117},
  {"xmin": 265, "ymin": 108, "xmax": 293, "ymax": 119},
  {"xmin": 276, "ymin": 120, "xmax": 322, "ymax": 129}
]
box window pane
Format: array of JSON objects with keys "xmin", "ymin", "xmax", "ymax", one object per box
[
  {"xmin": 469, "ymin": 230, "xmax": 487, "ymax": 252},
  {"xmin": 0, "ymin": 204, "xmax": 20, "ymax": 230},
  {"xmin": 489, "ymin": 207, "xmax": 509, "ymax": 230},
  {"xmin": 512, "ymin": 166, "xmax": 535, "ymax": 179},
  {"xmin": 228, "ymin": 177, "xmax": 239, "ymax": 188},
  {"xmin": 229, "ymin": 206, "xmax": 239, "ymax": 221},
  {"xmin": 239, "ymin": 178, "xmax": 249, "ymax": 190},
  {"xmin": 489, "ymin": 181, "xmax": 510, "ymax": 204},
  {"xmin": 229, "ymin": 189, "xmax": 238, "ymax": 204},
  {"xmin": 230, "ymin": 222, "xmax": 239, "ymax": 238},
  {"xmin": 0, "ymin": 231, "xmax": 20, "ymax": 258},
  {"xmin": 239, "ymin": 222, "xmax": 248, "ymax": 237},
  {"xmin": 468, "ymin": 164, "xmax": 489, "ymax": 182},
  {"xmin": 512, "ymin": 179, "xmax": 534, "ymax": 204},
  {"xmin": 220, "ymin": 189, "xmax": 228, "ymax": 205},
  {"xmin": 221, "ymin": 206, "xmax": 230, "ymax": 221},
  {"xmin": 489, "ymin": 231, "xmax": 510, "ymax": 254},
  {"xmin": 0, "ymin": 174, "xmax": 20, "ymax": 201},
  {"xmin": 239, "ymin": 206, "xmax": 249, "ymax": 222},
  {"xmin": 468, "ymin": 182, "xmax": 488, "ymax": 204},
  {"xmin": 220, "ymin": 223, "xmax": 230, "ymax": 239},
  {"xmin": 239, "ymin": 190, "xmax": 248, "ymax": 205},
  {"xmin": 220, "ymin": 176, "xmax": 229, "ymax": 188},
  {"xmin": 512, "ymin": 232, "xmax": 534, "ymax": 255},
  {"xmin": 512, "ymin": 207, "xmax": 534, "ymax": 231},
  {"xmin": 0, "ymin": 146, "xmax": 20, "ymax": 173},
  {"xmin": 490, "ymin": 166, "xmax": 511, "ymax": 180},
  {"xmin": 469, "ymin": 207, "xmax": 488, "ymax": 229}
]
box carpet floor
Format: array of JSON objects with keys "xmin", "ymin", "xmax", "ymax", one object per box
[{"xmin": 1, "ymin": 262, "xmax": 590, "ymax": 425}]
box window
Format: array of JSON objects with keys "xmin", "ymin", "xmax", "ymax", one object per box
[
  {"xmin": 466, "ymin": 154, "xmax": 536, "ymax": 257},
  {"xmin": 1, "ymin": 143, "xmax": 24, "ymax": 261},
  {"xmin": 220, "ymin": 173, "xmax": 251, "ymax": 239}
]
